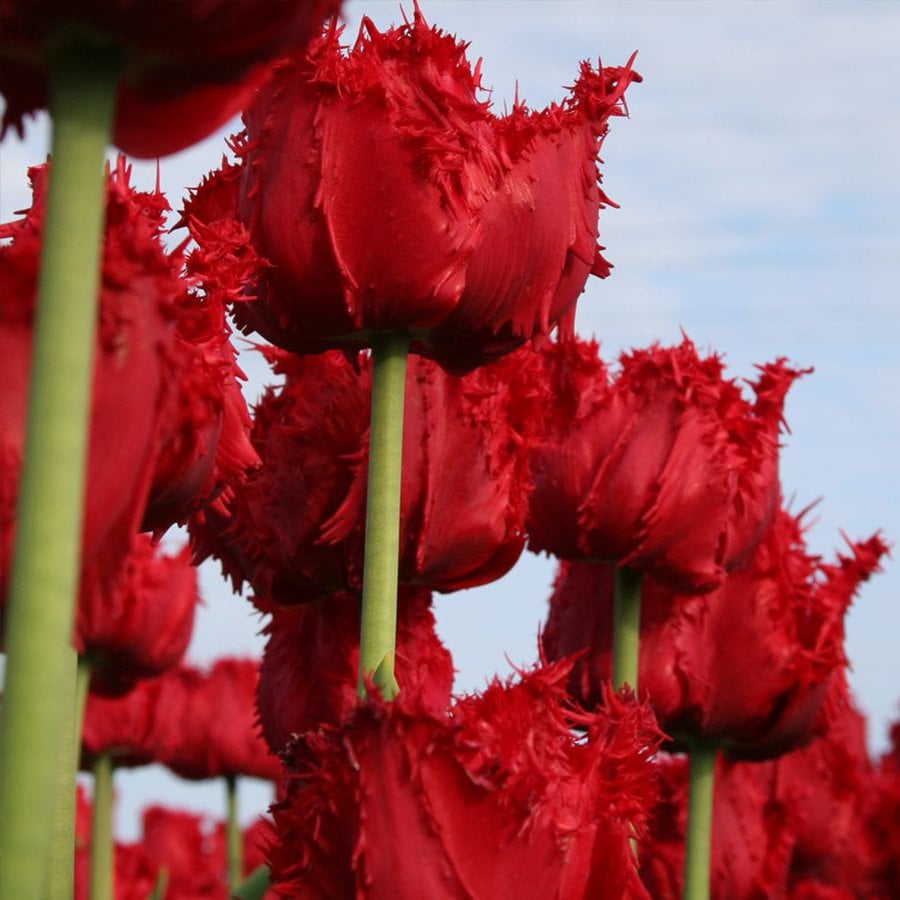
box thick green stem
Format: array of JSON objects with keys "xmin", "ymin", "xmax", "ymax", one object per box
[
  {"xmin": 357, "ymin": 332, "xmax": 410, "ymax": 700},
  {"xmin": 45, "ymin": 653, "xmax": 92, "ymax": 899},
  {"xmin": 226, "ymin": 776, "xmax": 242, "ymax": 892},
  {"xmin": 682, "ymin": 743, "xmax": 717, "ymax": 900},
  {"xmin": 612, "ymin": 566, "xmax": 642, "ymax": 691},
  {"xmin": 0, "ymin": 43, "xmax": 118, "ymax": 898},
  {"xmin": 88, "ymin": 753, "xmax": 114, "ymax": 900}
]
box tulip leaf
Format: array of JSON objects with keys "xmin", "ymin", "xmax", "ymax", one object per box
[{"xmin": 232, "ymin": 865, "xmax": 270, "ymax": 899}]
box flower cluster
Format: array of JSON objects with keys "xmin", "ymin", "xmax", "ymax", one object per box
[{"xmin": 0, "ymin": 4, "xmax": 895, "ymax": 900}]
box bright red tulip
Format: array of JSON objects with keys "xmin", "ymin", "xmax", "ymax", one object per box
[
  {"xmin": 267, "ymin": 662, "xmax": 662, "ymax": 898},
  {"xmin": 870, "ymin": 717, "xmax": 900, "ymax": 894},
  {"xmin": 640, "ymin": 753, "xmax": 794, "ymax": 899},
  {"xmin": 78, "ymin": 534, "xmax": 198, "ymax": 696},
  {"xmin": 193, "ymin": 344, "xmax": 546, "ymax": 603},
  {"xmin": 543, "ymin": 509, "xmax": 888, "ymax": 757},
  {"xmin": 256, "ymin": 587, "xmax": 453, "ymax": 755},
  {"xmin": 641, "ymin": 677, "xmax": 892, "ymax": 899},
  {"xmin": 1, "ymin": 159, "xmax": 258, "ymax": 609},
  {"xmin": 215, "ymin": 10, "xmax": 639, "ymax": 369},
  {"xmin": 528, "ymin": 336, "xmax": 806, "ymax": 592},
  {"xmin": 1, "ymin": 161, "xmax": 180, "ymax": 607},
  {"xmin": 0, "ymin": 0, "xmax": 341, "ymax": 157},
  {"xmin": 152, "ymin": 659, "xmax": 281, "ymax": 782},
  {"xmin": 80, "ymin": 676, "xmax": 163, "ymax": 770}
]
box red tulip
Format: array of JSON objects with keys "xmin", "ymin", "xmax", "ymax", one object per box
[
  {"xmin": 256, "ymin": 587, "xmax": 454, "ymax": 755},
  {"xmin": 641, "ymin": 678, "xmax": 891, "ymax": 899},
  {"xmin": 1, "ymin": 159, "xmax": 258, "ymax": 612},
  {"xmin": 528, "ymin": 336, "xmax": 806, "ymax": 592},
  {"xmin": 775, "ymin": 675, "xmax": 885, "ymax": 896},
  {"xmin": 0, "ymin": 161, "xmax": 181, "ymax": 607},
  {"xmin": 193, "ymin": 344, "xmax": 546, "ymax": 603},
  {"xmin": 152, "ymin": 659, "xmax": 281, "ymax": 782},
  {"xmin": 870, "ymin": 717, "xmax": 900, "ymax": 894},
  {"xmin": 78, "ymin": 534, "xmax": 198, "ymax": 696},
  {"xmin": 141, "ymin": 289, "xmax": 260, "ymax": 537},
  {"xmin": 640, "ymin": 753, "xmax": 794, "ymax": 899},
  {"xmin": 543, "ymin": 509, "xmax": 888, "ymax": 757},
  {"xmin": 267, "ymin": 662, "xmax": 662, "ymax": 898},
  {"xmin": 80, "ymin": 677, "xmax": 163, "ymax": 770},
  {"xmin": 73, "ymin": 802, "xmax": 275, "ymax": 899},
  {"xmin": 0, "ymin": 0, "xmax": 341, "ymax": 157},
  {"xmin": 222, "ymin": 9, "xmax": 638, "ymax": 369}
]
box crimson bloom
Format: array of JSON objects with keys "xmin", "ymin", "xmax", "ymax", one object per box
[
  {"xmin": 0, "ymin": 0, "xmax": 341, "ymax": 157},
  {"xmin": 640, "ymin": 753, "xmax": 794, "ymax": 899},
  {"xmin": 73, "ymin": 800, "xmax": 274, "ymax": 900},
  {"xmin": 77, "ymin": 534, "xmax": 198, "ymax": 696},
  {"xmin": 1, "ymin": 159, "xmax": 258, "ymax": 607},
  {"xmin": 543, "ymin": 509, "xmax": 888, "ymax": 757},
  {"xmin": 528, "ymin": 336, "xmax": 806, "ymax": 592},
  {"xmin": 80, "ymin": 676, "xmax": 163, "ymax": 770},
  {"xmin": 152, "ymin": 658, "xmax": 281, "ymax": 783},
  {"xmin": 1, "ymin": 161, "xmax": 180, "ymax": 606},
  {"xmin": 267, "ymin": 662, "xmax": 662, "ymax": 898},
  {"xmin": 215, "ymin": 10, "xmax": 639, "ymax": 370},
  {"xmin": 641, "ymin": 678, "xmax": 891, "ymax": 899},
  {"xmin": 775, "ymin": 675, "xmax": 886, "ymax": 896},
  {"xmin": 256, "ymin": 587, "xmax": 453, "ymax": 755},
  {"xmin": 193, "ymin": 344, "xmax": 545, "ymax": 604}
]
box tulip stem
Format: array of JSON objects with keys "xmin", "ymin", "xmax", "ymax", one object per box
[
  {"xmin": 612, "ymin": 566, "xmax": 642, "ymax": 690},
  {"xmin": 89, "ymin": 753, "xmax": 114, "ymax": 900},
  {"xmin": 46, "ymin": 656, "xmax": 93, "ymax": 899},
  {"xmin": 682, "ymin": 742, "xmax": 717, "ymax": 900},
  {"xmin": 226, "ymin": 776, "xmax": 243, "ymax": 891},
  {"xmin": 0, "ymin": 41, "xmax": 118, "ymax": 897},
  {"xmin": 357, "ymin": 331, "xmax": 410, "ymax": 700}
]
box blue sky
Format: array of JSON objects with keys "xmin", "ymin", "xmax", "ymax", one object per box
[{"xmin": 2, "ymin": 0, "xmax": 897, "ymax": 839}]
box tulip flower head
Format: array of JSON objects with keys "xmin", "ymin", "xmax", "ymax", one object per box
[
  {"xmin": 189, "ymin": 9, "xmax": 639, "ymax": 369},
  {"xmin": 256, "ymin": 587, "xmax": 454, "ymax": 755},
  {"xmin": 193, "ymin": 344, "xmax": 547, "ymax": 603},
  {"xmin": 77, "ymin": 534, "xmax": 199, "ymax": 696},
  {"xmin": 0, "ymin": 0, "xmax": 342, "ymax": 157},
  {"xmin": 528, "ymin": 336, "xmax": 807, "ymax": 592},
  {"xmin": 544, "ymin": 510, "xmax": 888, "ymax": 757},
  {"xmin": 267, "ymin": 661, "xmax": 662, "ymax": 898}
]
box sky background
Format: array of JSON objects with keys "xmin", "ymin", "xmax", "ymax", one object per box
[{"xmin": 1, "ymin": 0, "xmax": 898, "ymax": 841}]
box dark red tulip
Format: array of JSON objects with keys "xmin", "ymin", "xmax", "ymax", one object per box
[
  {"xmin": 775, "ymin": 675, "xmax": 885, "ymax": 896},
  {"xmin": 77, "ymin": 534, "xmax": 198, "ymax": 696},
  {"xmin": 1, "ymin": 159, "xmax": 258, "ymax": 613},
  {"xmin": 268, "ymin": 662, "xmax": 662, "ymax": 898},
  {"xmin": 140, "ymin": 289, "xmax": 260, "ymax": 537},
  {"xmin": 640, "ymin": 753, "xmax": 794, "ymax": 899},
  {"xmin": 544, "ymin": 509, "xmax": 888, "ymax": 757},
  {"xmin": 256, "ymin": 587, "xmax": 454, "ymax": 755},
  {"xmin": 529, "ymin": 336, "xmax": 806, "ymax": 592},
  {"xmin": 870, "ymin": 717, "xmax": 900, "ymax": 894},
  {"xmin": 74, "ymin": 802, "xmax": 275, "ymax": 899},
  {"xmin": 0, "ymin": 161, "xmax": 181, "ymax": 608},
  {"xmin": 641, "ymin": 678, "xmax": 891, "ymax": 899},
  {"xmin": 80, "ymin": 676, "xmax": 163, "ymax": 770},
  {"xmin": 0, "ymin": 0, "xmax": 341, "ymax": 157},
  {"xmin": 223, "ymin": 10, "xmax": 638, "ymax": 370},
  {"xmin": 193, "ymin": 344, "xmax": 546, "ymax": 604},
  {"xmin": 152, "ymin": 659, "xmax": 281, "ymax": 782}
]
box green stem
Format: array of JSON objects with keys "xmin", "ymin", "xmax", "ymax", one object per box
[
  {"xmin": 88, "ymin": 753, "xmax": 114, "ymax": 900},
  {"xmin": 226, "ymin": 776, "xmax": 242, "ymax": 892},
  {"xmin": 612, "ymin": 566, "xmax": 642, "ymax": 691},
  {"xmin": 45, "ymin": 653, "xmax": 92, "ymax": 899},
  {"xmin": 0, "ymin": 43, "xmax": 118, "ymax": 898},
  {"xmin": 357, "ymin": 331, "xmax": 410, "ymax": 700},
  {"xmin": 682, "ymin": 743, "xmax": 717, "ymax": 900}
]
